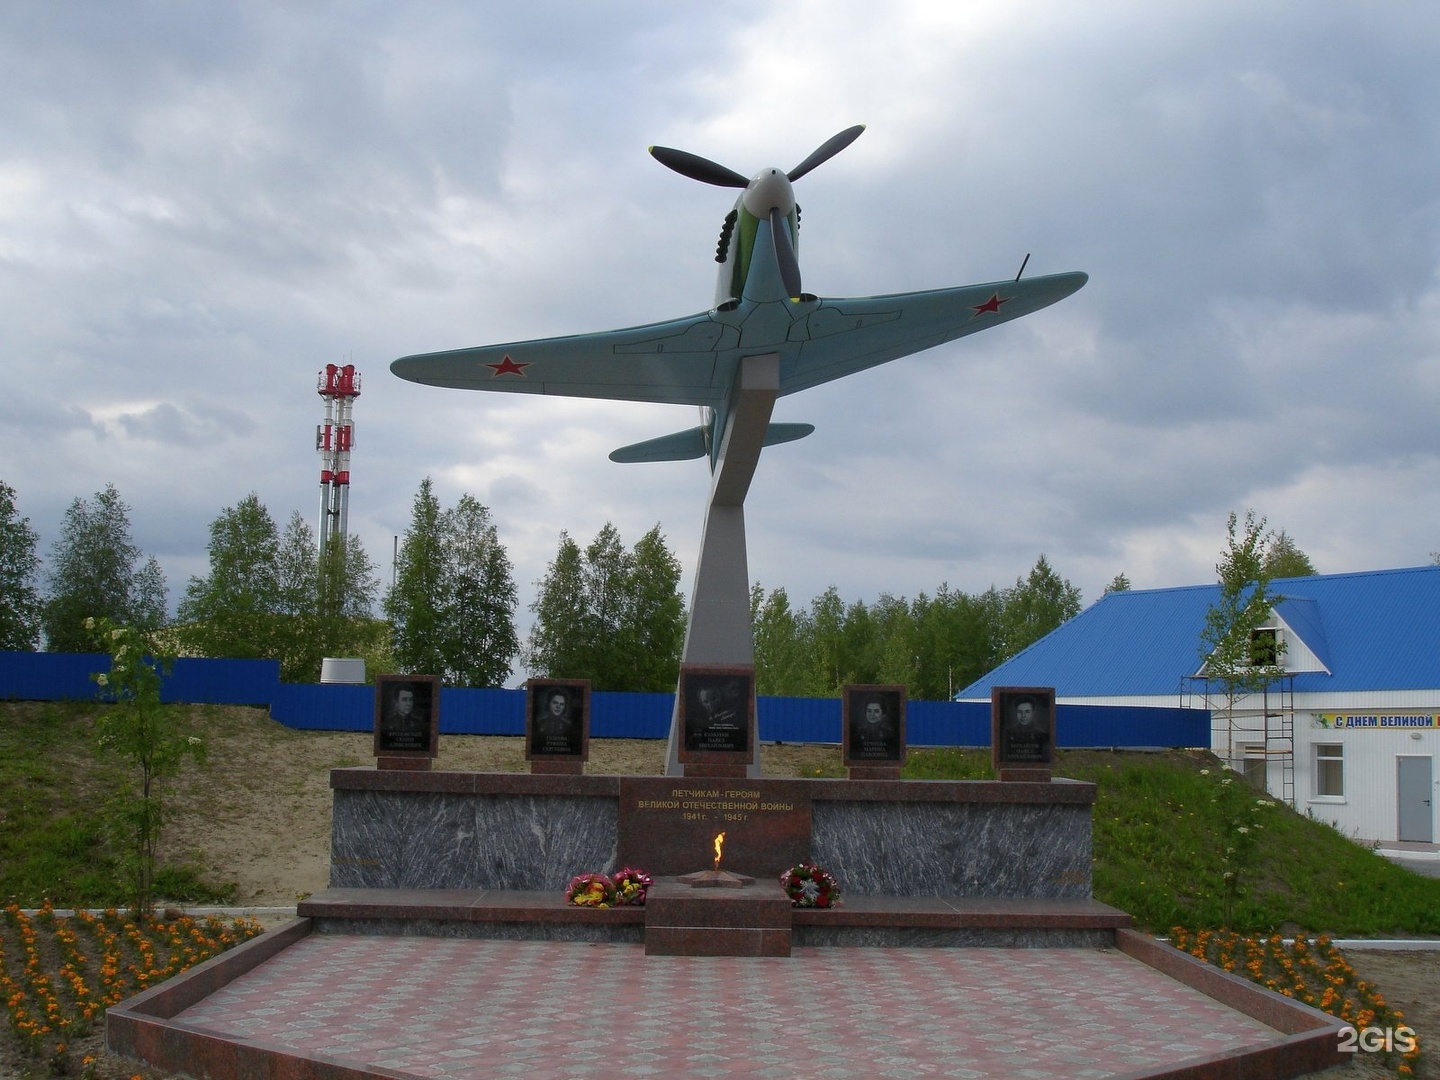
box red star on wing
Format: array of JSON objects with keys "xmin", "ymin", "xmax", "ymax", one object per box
[
  {"xmin": 970, "ymin": 293, "xmax": 1012, "ymax": 318},
  {"xmin": 486, "ymin": 355, "xmax": 530, "ymax": 377}
]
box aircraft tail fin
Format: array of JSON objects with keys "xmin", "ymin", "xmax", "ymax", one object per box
[{"xmin": 610, "ymin": 422, "xmax": 814, "ymax": 463}]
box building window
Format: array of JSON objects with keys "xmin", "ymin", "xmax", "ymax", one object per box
[
  {"xmin": 1248, "ymin": 627, "xmax": 1280, "ymax": 667},
  {"xmin": 1314, "ymin": 744, "xmax": 1343, "ymax": 798}
]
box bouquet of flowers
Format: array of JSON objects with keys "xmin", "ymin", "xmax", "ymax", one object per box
[
  {"xmin": 611, "ymin": 867, "xmax": 654, "ymax": 906},
  {"xmin": 780, "ymin": 863, "xmax": 841, "ymax": 908},
  {"xmin": 564, "ymin": 872, "xmax": 616, "ymax": 908}
]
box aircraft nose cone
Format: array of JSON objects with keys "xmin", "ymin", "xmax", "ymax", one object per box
[{"xmin": 743, "ymin": 168, "xmax": 795, "ymax": 218}]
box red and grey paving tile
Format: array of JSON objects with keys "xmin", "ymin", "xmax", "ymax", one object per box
[{"xmin": 177, "ymin": 935, "xmax": 1282, "ymax": 1079}]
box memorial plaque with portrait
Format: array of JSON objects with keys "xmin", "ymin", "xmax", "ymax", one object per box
[
  {"xmin": 374, "ymin": 674, "xmax": 440, "ymax": 758},
  {"xmin": 842, "ymin": 684, "xmax": 906, "ymax": 766},
  {"xmin": 524, "ymin": 678, "xmax": 590, "ymax": 760},
  {"xmin": 677, "ymin": 665, "xmax": 754, "ymax": 764},
  {"xmin": 992, "ymin": 686, "xmax": 1055, "ymax": 767}
]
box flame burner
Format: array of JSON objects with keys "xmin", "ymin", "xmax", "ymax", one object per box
[
  {"xmin": 678, "ymin": 868, "xmax": 754, "ymax": 889},
  {"xmin": 679, "ymin": 830, "xmax": 753, "ymax": 887}
]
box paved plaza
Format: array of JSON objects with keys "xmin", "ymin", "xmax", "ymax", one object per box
[{"xmin": 175, "ymin": 934, "xmax": 1285, "ymax": 1079}]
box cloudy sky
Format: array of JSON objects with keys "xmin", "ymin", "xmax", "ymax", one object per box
[{"xmin": 3, "ymin": 1, "xmax": 1438, "ymax": 679}]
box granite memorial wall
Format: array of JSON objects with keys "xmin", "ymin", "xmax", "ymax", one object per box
[{"xmin": 329, "ymin": 770, "xmax": 1095, "ymax": 899}]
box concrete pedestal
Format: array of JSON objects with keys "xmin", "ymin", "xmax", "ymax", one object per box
[{"xmin": 643, "ymin": 881, "xmax": 792, "ymax": 956}]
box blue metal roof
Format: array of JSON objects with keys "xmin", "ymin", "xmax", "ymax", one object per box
[{"xmin": 959, "ymin": 565, "xmax": 1440, "ymax": 699}]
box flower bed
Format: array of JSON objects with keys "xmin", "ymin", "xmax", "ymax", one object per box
[
  {"xmin": 0, "ymin": 901, "xmax": 264, "ymax": 1077},
  {"xmin": 1169, "ymin": 927, "xmax": 1421, "ymax": 1077}
]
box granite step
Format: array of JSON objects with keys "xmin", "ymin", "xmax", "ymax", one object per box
[{"xmin": 297, "ymin": 884, "xmax": 1131, "ymax": 949}]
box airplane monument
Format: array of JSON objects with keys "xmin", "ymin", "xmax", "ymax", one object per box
[{"xmin": 391, "ymin": 125, "xmax": 1087, "ymax": 776}]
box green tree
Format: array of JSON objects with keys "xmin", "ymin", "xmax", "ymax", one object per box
[
  {"xmin": 751, "ymin": 584, "xmax": 812, "ymax": 696},
  {"xmin": 319, "ymin": 532, "xmax": 381, "ymax": 621},
  {"xmin": 527, "ymin": 532, "xmax": 586, "ymax": 680},
  {"xmin": 384, "ymin": 480, "xmax": 518, "ymax": 686},
  {"xmin": 275, "ymin": 512, "xmax": 320, "ymax": 618},
  {"xmin": 580, "ymin": 524, "xmax": 630, "ymax": 688},
  {"xmin": 618, "ymin": 525, "xmax": 685, "ymax": 692},
  {"xmin": 1263, "ymin": 530, "xmax": 1317, "ymax": 578},
  {"xmin": 998, "ymin": 554, "xmax": 1082, "ymax": 660},
  {"xmin": 526, "ymin": 522, "xmax": 685, "ymax": 691},
  {"xmin": 178, "ymin": 493, "xmax": 281, "ymax": 660},
  {"xmin": 869, "ymin": 592, "xmax": 918, "ymax": 689},
  {"xmin": 266, "ymin": 514, "xmax": 325, "ymax": 679},
  {"xmin": 760, "ymin": 585, "xmax": 888, "ymax": 696},
  {"xmin": 385, "ymin": 478, "xmax": 447, "ymax": 675},
  {"xmin": 284, "ymin": 525, "xmax": 386, "ymax": 681},
  {"xmin": 0, "ymin": 480, "xmax": 42, "ymax": 650},
  {"xmin": 89, "ymin": 617, "xmax": 205, "ymax": 915},
  {"xmin": 43, "ymin": 484, "xmax": 167, "ymax": 651},
  {"xmin": 805, "ymin": 585, "xmax": 848, "ymax": 694},
  {"xmin": 1103, "ymin": 573, "xmax": 1132, "ymax": 595},
  {"xmin": 750, "ymin": 581, "xmax": 1009, "ymax": 700},
  {"xmin": 910, "ymin": 583, "xmax": 1005, "ymax": 699},
  {"xmin": 180, "ymin": 500, "xmax": 384, "ymax": 681},
  {"xmin": 1199, "ymin": 511, "xmax": 1286, "ymax": 738},
  {"xmin": 435, "ymin": 495, "xmax": 519, "ymax": 687},
  {"xmin": 306, "ymin": 530, "xmax": 387, "ymax": 679}
]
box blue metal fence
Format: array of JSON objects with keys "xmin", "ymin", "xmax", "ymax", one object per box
[{"xmin": 0, "ymin": 651, "xmax": 1209, "ymax": 747}]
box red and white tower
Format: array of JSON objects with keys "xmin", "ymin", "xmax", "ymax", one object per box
[{"xmin": 316, "ymin": 363, "xmax": 361, "ymax": 552}]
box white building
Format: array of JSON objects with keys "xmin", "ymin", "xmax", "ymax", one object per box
[{"xmin": 959, "ymin": 566, "xmax": 1440, "ymax": 848}]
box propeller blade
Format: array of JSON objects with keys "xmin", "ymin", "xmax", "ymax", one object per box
[
  {"xmin": 787, "ymin": 124, "xmax": 866, "ymax": 182},
  {"xmin": 770, "ymin": 206, "xmax": 802, "ymax": 298},
  {"xmin": 648, "ymin": 145, "xmax": 749, "ymax": 188}
]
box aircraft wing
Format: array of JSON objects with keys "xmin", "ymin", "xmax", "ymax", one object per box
[
  {"xmin": 391, "ymin": 311, "xmax": 740, "ymax": 408},
  {"xmin": 392, "ymin": 270, "xmax": 1087, "ymax": 409},
  {"xmin": 778, "ymin": 271, "xmax": 1087, "ymax": 396}
]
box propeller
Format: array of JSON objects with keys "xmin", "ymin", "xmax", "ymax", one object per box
[
  {"xmin": 647, "ymin": 146, "xmax": 748, "ymax": 188},
  {"xmin": 649, "ymin": 125, "xmax": 865, "ymax": 300},
  {"xmin": 786, "ymin": 123, "xmax": 865, "ymax": 182},
  {"xmin": 770, "ymin": 207, "xmax": 803, "ymax": 299}
]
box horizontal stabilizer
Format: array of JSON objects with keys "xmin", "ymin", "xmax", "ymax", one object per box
[
  {"xmin": 610, "ymin": 421, "xmax": 816, "ymax": 464},
  {"xmin": 609, "ymin": 427, "xmax": 708, "ymax": 463},
  {"xmin": 762, "ymin": 422, "xmax": 815, "ymax": 448}
]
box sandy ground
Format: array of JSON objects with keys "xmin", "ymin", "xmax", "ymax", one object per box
[
  {"xmin": 1335, "ymin": 948, "xmax": 1439, "ymax": 1077},
  {"xmin": 149, "ymin": 709, "xmax": 1436, "ymax": 1079}
]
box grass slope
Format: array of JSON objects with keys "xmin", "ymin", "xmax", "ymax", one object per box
[
  {"xmin": 0, "ymin": 703, "xmax": 231, "ymax": 909},
  {"xmin": 906, "ymin": 746, "xmax": 1440, "ymax": 936}
]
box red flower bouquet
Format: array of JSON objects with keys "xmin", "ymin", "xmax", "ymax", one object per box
[
  {"xmin": 564, "ymin": 872, "xmax": 616, "ymax": 908},
  {"xmin": 611, "ymin": 868, "xmax": 654, "ymax": 906},
  {"xmin": 780, "ymin": 863, "xmax": 842, "ymax": 908}
]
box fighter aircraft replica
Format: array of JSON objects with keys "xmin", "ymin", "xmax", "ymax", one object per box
[
  {"xmin": 390, "ymin": 125, "xmax": 1087, "ymax": 466},
  {"xmin": 394, "ymin": 125, "xmax": 1086, "ymax": 776}
]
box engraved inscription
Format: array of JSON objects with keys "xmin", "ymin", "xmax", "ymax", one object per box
[{"xmin": 618, "ymin": 778, "xmax": 812, "ymax": 877}]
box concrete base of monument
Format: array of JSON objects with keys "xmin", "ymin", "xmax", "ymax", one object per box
[
  {"xmin": 293, "ymin": 885, "xmax": 1132, "ymax": 949},
  {"xmin": 644, "ymin": 880, "xmax": 792, "ymax": 956},
  {"xmin": 315, "ymin": 769, "xmax": 1129, "ymax": 952}
]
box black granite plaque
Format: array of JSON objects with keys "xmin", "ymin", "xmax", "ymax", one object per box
[
  {"xmin": 993, "ymin": 686, "xmax": 1055, "ymax": 766},
  {"xmin": 842, "ymin": 684, "xmax": 906, "ymax": 765},
  {"xmin": 374, "ymin": 675, "xmax": 439, "ymax": 757},
  {"xmin": 524, "ymin": 679, "xmax": 589, "ymax": 760},
  {"xmin": 677, "ymin": 665, "xmax": 754, "ymax": 764}
]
